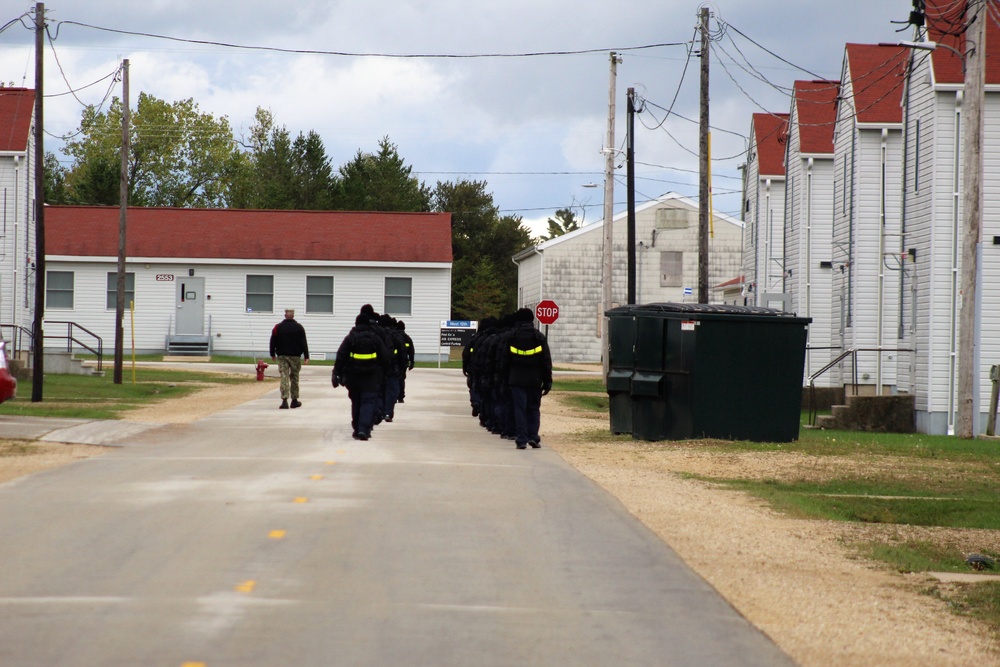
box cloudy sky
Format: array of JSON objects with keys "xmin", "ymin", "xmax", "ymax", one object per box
[{"xmin": 1, "ymin": 1, "xmax": 916, "ymax": 235}]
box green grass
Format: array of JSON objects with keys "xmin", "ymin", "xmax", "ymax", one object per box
[
  {"xmin": 0, "ymin": 368, "xmax": 257, "ymax": 419},
  {"xmin": 552, "ymin": 378, "xmax": 606, "ymax": 393},
  {"xmin": 718, "ymin": 478, "xmax": 1000, "ymax": 529},
  {"xmin": 942, "ymin": 582, "xmax": 1000, "ymax": 635},
  {"xmin": 856, "ymin": 540, "xmax": 997, "ymax": 574}
]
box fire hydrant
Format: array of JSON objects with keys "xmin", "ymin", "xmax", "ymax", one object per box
[{"xmin": 255, "ymin": 359, "xmax": 268, "ymax": 381}]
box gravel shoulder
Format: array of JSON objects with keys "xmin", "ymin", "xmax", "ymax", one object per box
[{"xmin": 2, "ymin": 374, "xmax": 999, "ymax": 666}]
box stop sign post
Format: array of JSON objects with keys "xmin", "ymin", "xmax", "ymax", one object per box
[{"xmin": 535, "ymin": 300, "xmax": 559, "ymax": 326}]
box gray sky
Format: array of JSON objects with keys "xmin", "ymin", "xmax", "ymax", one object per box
[{"xmin": 1, "ymin": 1, "xmax": 915, "ymax": 235}]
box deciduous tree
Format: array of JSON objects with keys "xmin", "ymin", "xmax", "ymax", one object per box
[{"xmin": 62, "ymin": 93, "xmax": 240, "ymax": 207}]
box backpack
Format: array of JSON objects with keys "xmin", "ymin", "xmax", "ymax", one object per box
[{"xmin": 349, "ymin": 329, "xmax": 381, "ymax": 369}]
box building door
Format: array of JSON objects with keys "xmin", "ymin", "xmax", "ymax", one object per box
[{"xmin": 175, "ymin": 277, "xmax": 205, "ymax": 335}]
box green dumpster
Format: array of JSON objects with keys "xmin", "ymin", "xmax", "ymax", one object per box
[
  {"xmin": 606, "ymin": 307, "xmax": 636, "ymax": 434},
  {"xmin": 606, "ymin": 302, "xmax": 810, "ymax": 443}
]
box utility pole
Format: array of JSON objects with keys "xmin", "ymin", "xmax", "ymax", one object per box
[
  {"xmin": 626, "ymin": 87, "xmax": 637, "ymax": 305},
  {"xmin": 698, "ymin": 6, "xmax": 710, "ymax": 304},
  {"xmin": 31, "ymin": 2, "xmax": 44, "ymax": 402},
  {"xmin": 114, "ymin": 59, "xmax": 129, "ymax": 384},
  {"xmin": 601, "ymin": 52, "xmax": 622, "ymax": 378},
  {"xmin": 957, "ymin": 0, "xmax": 985, "ymax": 438}
]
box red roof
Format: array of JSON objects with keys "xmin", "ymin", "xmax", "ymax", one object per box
[
  {"xmin": 925, "ymin": 0, "xmax": 1000, "ymax": 85},
  {"xmin": 0, "ymin": 88, "xmax": 34, "ymax": 152},
  {"xmin": 845, "ymin": 44, "xmax": 907, "ymax": 124},
  {"xmin": 46, "ymin": 206, "xmax": 453, "ymax": 263},
  {"xmin": 793, "ymin": 80, "xmax": 840, "ymax": 155},
  {"xmin": 752, "ymin": 113, "xmax": 789, "ymax": 177}
]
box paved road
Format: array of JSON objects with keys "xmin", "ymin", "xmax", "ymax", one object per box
[{"xmin": 0, "ymin": 367, "xmax": 795, "ymax": 666}]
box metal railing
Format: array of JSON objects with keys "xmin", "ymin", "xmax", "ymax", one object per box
[
  {"xmin": 0, "ymin": 321, "xmax": 104, "ymax": 372},
  {"xmin": 806, "ymin": 347, "xmax": 912, "ymax": 427}
]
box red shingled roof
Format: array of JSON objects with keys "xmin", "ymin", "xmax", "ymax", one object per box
[
  {"xmin": 925, "ymin": 0, "xmax": 1000, "ymax": 85},
  {"xmin": 46, "ymin": 206, "xmax": 453, "ymax": 263},
  {"xmin": 752, "ymin": 113, "xmax": 788, "ymax": 177},
  {"xmin": 793, "ymin": 80, "xmax": 840, "ymax": 155},
  {"xmin": 0, "ymin": 88, "xmax": 34, "ymax": 153},
  {"xmin": 845, "ymin": 44, "xmax": 907, "ymax": 124}
]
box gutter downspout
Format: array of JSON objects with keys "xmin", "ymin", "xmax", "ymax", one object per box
[
  {"xmin": 12, "ymin": 155, "xmax": 19, "ymax": 329},
  {"xmin": 877, "ymin": 128, "xmax": 888, "ymax": 395},
  {"xmin": 949, "ymin": 91, "xmax": 963, "ymax": 434},
  {"xmin": 806, "ymin": 158, "xmax": 813, "ymax": 320},
  {"xmin": 763, "ymin": 179, "xmax": 771, "ymax": 299}
]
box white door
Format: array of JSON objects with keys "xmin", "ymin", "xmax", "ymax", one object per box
[{"xmin": 175, "ymin": 277, "xmax": 205, "ymax": 335}]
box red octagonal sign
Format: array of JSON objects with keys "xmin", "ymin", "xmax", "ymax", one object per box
[{"xmin": 535, "ymin": 299, "xmax": 559, "ymax": 325}]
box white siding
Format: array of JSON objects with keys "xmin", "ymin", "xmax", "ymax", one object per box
[
  {"xmin": 0, "ymin": 141, "xmax": 36, "ymax": 335},
  {"xmin": 42, "ymin": 259, "xmax": 451, "ymax": 361},
  {"xmin": 785, "ymin": 99, "xmax": 836, "ymax": 387}
]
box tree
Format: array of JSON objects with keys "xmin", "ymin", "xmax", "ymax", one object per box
[
  {"xmin": 62, "ymin": 92, "xmax": 240, "ymax": 207},
  {"xmin": 544, "ymin": 207, "xmax": 579, "ymax": 240},
  {"xmin": 43, "ymin": 152, "xmax": 70, "ymax": 204},
  {"xmin": 432, "ymin": 179, "xmax": 533, "ymax": 319},
  {"xmin": 229, "ymin": 108, "xmax": 337, "ymax": 210},
  {"xmin": 335, "ymin": 136, "xmax": 430, "ymax": 212}
]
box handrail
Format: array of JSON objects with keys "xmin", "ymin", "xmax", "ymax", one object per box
[
  {"xmin": 807, "ymin": 347, "xmax": 913, "ymax": 427},
  {"xmin": 0, "ymin": 324, "xmax": 33, "ymax": 358},
  {"xmin": 0, "ymin": 321, "xmax": 104, "ymax": 372},
  {"xmin": 44, "ymin": 321, "xmax": 104, "ymax": 372}
]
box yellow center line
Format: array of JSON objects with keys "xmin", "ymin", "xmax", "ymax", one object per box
[
  {"xmin": 235, "ymin": 580, "xmax": 256, "ymax": 593},
  {"xmin": 310, "ymin": 475, "xmax": 324, "ymax": 480},
  {"xmin": 268, "ymin": 530, "xmax": 286, "ymax": 539},
  {"xmin": 294, "ymin": 497, "xmax": 309, "ymax": 504},
  {"xmin": 181, "ymin": 662, "xmax": 207, "ymax": 667}
]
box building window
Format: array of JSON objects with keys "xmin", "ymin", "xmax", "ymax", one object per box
[
  {"xmin": 106, "ymin": 272, "xmax": 135, "ymax": 309},
  {"xmin": 384, "ymin": 277, "xmax": 412, "ymax": 316},
  {"xmin": 306, "ymin": 276, "xmax": 334, "ymax": 313},
  {"xmin": 659, "ymin": 252, "xmax": 683, "ymax": 287},
  {"xmin": 246, "ymin": 274, "xmax": 274, "ymax": 313},
  {"xmin": 46, "ymin": 270, "xmax": 74, "ymax": 309}
]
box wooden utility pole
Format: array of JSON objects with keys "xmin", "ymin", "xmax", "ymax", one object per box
[
  {"xmin": 31, "ymin": 2, "xmax": 44, "ymax": 402},
  {"xmin": 114, "ymin": 59, "xmax": 129, "ymax": 384},
  {"xmin": 698, "ymin": 6, "xmax": 710, "ymax": 304},
  {"xmin": 957, "ymin": 0, "xmax": 985, "ymax": 438},
  {"xmin": 626, "ymin": 87, "xmax": 637, "ymax": 305},
  {"xmin": 601, "ymin": 52, "xmax": 621, "ymax": 378}
]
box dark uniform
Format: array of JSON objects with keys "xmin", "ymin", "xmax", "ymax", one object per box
[
  {"xmin": 333, "ymin": 314, "xmax": 390, "ymax": 440},
  {"xmin": 377, "ymin": 314, "xmax": 404, "ymax": 422},
  {"xmin": 395, "ymin": 320, "xmax": 415, "ymax": 402},
  {"xmin": 463, "ymin": 317, "xmax": 496, "ymax": 418},
  {"xmin": 500, "ymin": 308, "xmax": 553, "ymax": 449}
]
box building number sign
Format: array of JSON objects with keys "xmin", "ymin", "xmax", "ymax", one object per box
[{"xmin": 155, "ymin": 274, "xmax": 175, "ymax": 281}]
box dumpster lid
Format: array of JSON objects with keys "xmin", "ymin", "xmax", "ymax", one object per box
[{"xmin": 607, "ymin": 302, "xmax": 796, "ymax": 317}]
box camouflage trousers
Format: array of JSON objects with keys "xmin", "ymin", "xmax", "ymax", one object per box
[{"xmin": 277, "ymin": 356, "xmax": 302, "ymax": 400}]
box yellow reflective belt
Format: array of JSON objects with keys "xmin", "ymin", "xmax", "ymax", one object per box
[
  {"xmin": 510, "ymin": 345, "xmax": 542, "ymax": 356},
  {"xmin": 350, "ymin": 352, "xmax": 378, "ymax": 360}
]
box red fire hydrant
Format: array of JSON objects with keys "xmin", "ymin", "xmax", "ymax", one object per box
[{"xmin": 255, "ymin": 359, "xmax": 268, "ymax": 381}]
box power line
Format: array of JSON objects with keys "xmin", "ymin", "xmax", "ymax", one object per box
[{"xmin": 51, "ymin": 20, "xmax": 686, "ymax": 59}]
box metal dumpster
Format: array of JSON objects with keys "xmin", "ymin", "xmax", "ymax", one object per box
[{"xmin": 606, "ymin": 303, "xmax": 811, "ymax": 443}]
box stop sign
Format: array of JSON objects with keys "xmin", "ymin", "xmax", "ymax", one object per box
[{"xmin": 535, "ymin": 299, "xmax": 559, "ymax": 325}]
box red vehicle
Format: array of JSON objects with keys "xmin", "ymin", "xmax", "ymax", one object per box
[{"xmin": 0, "ymin": 342, "xmax": 17, "ymax": 404}]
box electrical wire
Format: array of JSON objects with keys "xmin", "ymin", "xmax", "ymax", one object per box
[
  {"xmin": 51, "ymin": 19, "xmax": 685, "ymax": 59},
  {"xmin": 721, "ymin": 22, "xmax": 828, "ymax": 80}
]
